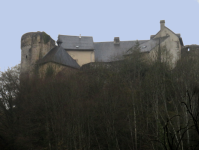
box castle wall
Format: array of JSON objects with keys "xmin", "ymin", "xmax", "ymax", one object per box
[
  {"xmin": 38, "ymin": 62, "xmax": 77, "ymax": 78},
  {"xmin": 21, "ymin": 32, "xmax": 55, "ymax": 75}
]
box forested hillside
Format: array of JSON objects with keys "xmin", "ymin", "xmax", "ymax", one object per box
[{"xmin": 0, "ymin": 48, "xmax": 199, "ymax": 150}]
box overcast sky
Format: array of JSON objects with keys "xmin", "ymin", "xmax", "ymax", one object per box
[{"xmin": 0, "ymin": 0, "xmax": 199, "ymax": 71}]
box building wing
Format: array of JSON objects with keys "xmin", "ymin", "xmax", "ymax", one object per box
[{"xmin": 94, "ymin": 40, "xmax": 149, "ymax": 62}]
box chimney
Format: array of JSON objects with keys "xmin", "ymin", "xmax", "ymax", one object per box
[
  {"xmin": 114, "ymin": 37, "xmax": 120, "ymax": 44},
  {"xmin": 160, "ymin": 20, "xmax": 165, "ymax": 30},
  {"xmin": 79, "ymin": 34, "xmax": 81, "ymax": 38}
]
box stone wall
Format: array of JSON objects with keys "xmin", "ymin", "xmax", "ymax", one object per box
[
  {"xmin": 21, "ymin": 32, "xmax": 55, "ymax": 76},
  {"xmin": 38, "ymin": 62, "xmax": 77, "ymax": 78}
]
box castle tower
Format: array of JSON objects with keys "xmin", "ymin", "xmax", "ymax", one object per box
[{"xmin": 21, "ymin": 32, "xmax": 55, "ymax": 76}]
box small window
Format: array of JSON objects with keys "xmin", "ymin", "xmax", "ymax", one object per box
[
  {"xmin": 188, "ymin": 48, "xmax": 190, "ymax": 51},
  {"xmin": 26, "ymin": 55, "xmax": 27, "ymax": 59}
]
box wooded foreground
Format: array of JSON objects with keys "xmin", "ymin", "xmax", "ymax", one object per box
[{"xmin": 0, "ymin": 47, "xmax": 199, "ymax": 150}]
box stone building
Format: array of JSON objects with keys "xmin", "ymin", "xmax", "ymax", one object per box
[
  {"xmin": 93, "ymin": 20, "xmax": 184, "ymax": 65},
  {"xmin": 21, "ymin": 20, "xmax": 191, "ymax": 77},
  {"xmin": 21, "ymin": 32, "xmax": 80, "ymax": 78}
]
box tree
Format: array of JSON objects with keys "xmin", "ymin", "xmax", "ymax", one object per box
[{"xmin": 0, "ymin": 64, "xmax": 20, "ymax": 150}]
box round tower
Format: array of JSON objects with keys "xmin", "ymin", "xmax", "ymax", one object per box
[{"xmin": 21, "ymin": 32, "xmax": 55, "ymax": 76}]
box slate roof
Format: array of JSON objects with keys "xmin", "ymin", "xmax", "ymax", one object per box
[
  {"xmin": 137, "ymin": 36, "xmax": 169, "ymax": 53},
  {"xmin": 58, "ymin": 35, "xmax": 94, "ymax": 50},
  {"xmin": 150, "ymin": 33, "xmax": 181, "ymax": 39},
  {"xmin": 38, "ymin": 46, "xmax": 80, "ymax": 69},
  {"xmin": 94, "ymin": 40, "xmax": 148, "ymax": 62}
]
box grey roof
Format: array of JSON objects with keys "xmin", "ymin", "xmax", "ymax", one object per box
[
  {"xmin": 150, "ymin": 33, "xmax": 181, "ymax": 39},
  {"xmin": 94, "ymin": 40, "xmax": 148, "ymax": 62},
  {"xmin": 137, "ymin": 36, "xmax": 169, "ymax": 53},
  {"xmin": 58, "ymin": 35, "xmax": 94, "ymax": 50},
  {"xmin": 38, "ymin": 46, "xmax": 80, "ymax": 69}
]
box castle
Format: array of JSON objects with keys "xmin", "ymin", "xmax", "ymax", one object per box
[{"xmin": 20, "ymin": 20, "xmax": 199, "ymax": 77}]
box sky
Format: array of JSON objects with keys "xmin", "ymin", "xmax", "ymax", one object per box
[{"xmin": 0, "ymin": 0, "xmax": 199, "ymax": 71}]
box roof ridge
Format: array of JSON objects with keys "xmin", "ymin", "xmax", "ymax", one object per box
[
  {"xmin": 59, "ymin": 35, "xmax": 93, "ymax": 37},
  {"xmin": 94, "ymin": 40, "xmax": 149, "ymax": 43}
]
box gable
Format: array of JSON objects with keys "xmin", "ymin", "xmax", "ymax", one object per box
[{"xmin": 152, "ymin": 27, "xmax": 184, "ymax": 46}]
